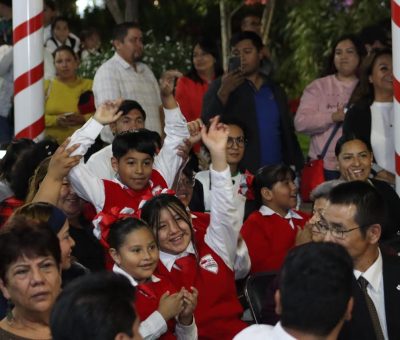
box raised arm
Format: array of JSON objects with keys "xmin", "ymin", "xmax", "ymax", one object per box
[
  {"xmin": 202, "ymin": 117, "xmax": 241, "ymax": 269},
  {"xmin": 31, "ymin": 139, "xmax": 81, "ymax": 204},
  {"xmin": 153, "ymin": 70, "xmax": 190, "ymax": 187},
  {"xmin": 67, "ymin": 100, "xmax": 123, "ymax": 212}
]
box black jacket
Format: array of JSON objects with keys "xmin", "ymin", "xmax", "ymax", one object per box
[
  {"xmin": 343, "ymin": 96, "xmax": 373, "ymax": 144},
  {"xmin": 338, "ymin": 252, "xmax": 400, "ymax": 340},
  {"xmin": 201, "ymin": 76, "xmax": 304, "ymax": 173}
]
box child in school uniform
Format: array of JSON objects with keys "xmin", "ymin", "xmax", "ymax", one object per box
[
  {"xmin": 108, "ymin": 217, "xmax": 197, "ymax": 340},
  {"xmin": 140, "ymin": 117, "xmax": 248, "ymax": 340},
  {"xmin": 195, "ymin": 122, "xmax": 254, "ymax": 222},
  {"xmin": 45, "ymin": 16, "xmax": 80, "ymax": 54},
  {"xmin": 241, "ymin": 164, "xmax": 310, "ymax": 273},
  {"xmin": 66, "ymin": 71, "xmax": 189, "ymax": 224}
]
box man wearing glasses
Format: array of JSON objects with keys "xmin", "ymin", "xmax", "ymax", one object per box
[{"xmin": 316, "ymin": 180, "xmax": 400, "ymax": 340}]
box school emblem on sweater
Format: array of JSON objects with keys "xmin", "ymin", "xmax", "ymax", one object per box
[{"xmin": 199, "ymin": 254, "xmax": 218, "ymax": 274}]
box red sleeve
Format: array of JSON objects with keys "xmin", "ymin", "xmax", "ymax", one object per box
[
  {"xmin": 241, "ymin": 212, "xmax": 273, "ymax": 273},
  {"xmin": 175, "ymin": 77, "xmax": 193, "ymax": 122}
]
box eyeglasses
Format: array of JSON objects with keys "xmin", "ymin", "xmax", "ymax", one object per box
[
  {"xmin": 227, "ymin": 136, "xmax": 246, "ymax": 148},
  {"xmin": 312, "ymin": 220, "xmax": 361, "ymax": 240}
]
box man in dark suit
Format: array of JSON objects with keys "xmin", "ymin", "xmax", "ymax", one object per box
[{"xmin": 319, "ymin": 180, "xmax": 400, "ymax": 340}]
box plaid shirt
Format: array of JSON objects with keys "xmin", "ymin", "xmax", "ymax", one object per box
[{"xmin": 93, "ymin": 53, "xmax": 162, "ymax": 135}]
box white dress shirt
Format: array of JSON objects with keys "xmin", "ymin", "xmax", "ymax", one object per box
[
  {"xmin": 233, "ymin": 322, "xmax": 296, "ymax": 340},
  {"xmin": 259, "ymin": 205, "xmax": 304, "ymax": 229},
  {"xmin": 113, "ymin": 265, "xmax": 197, "ymax": 340},
  {"xmin": 354, "ymin": 249, "xmax": 388, "ymax": 340},
  {"xmin": 68, "ymin": 106, "xmax": 189, "ymax": 213},
  {"xmin": 195, "ymin": 170, "xmax": 246, "ymax": 222},
  {"xmin": 160, "ymin": 165, "xmax": 243, "ymax": 272},
  {"xmin": 93, "ymin": 52, "xmax": 162, "ymax": 139}
]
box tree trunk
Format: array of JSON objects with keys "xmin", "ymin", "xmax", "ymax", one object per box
[
  {"xmin": 125, "ymin": 0, "xmax": 139, "ymax": 22},
  {"xmin": 105, "ymin": 0, "xmax": 124, "ymax": 24},
  {"xmin": 220, "ymin": 0, "xmax": 229, "ymax": 70},
  {"xmin": 261, "ymin": 0, "xmax": 276, "ymax": 45}
]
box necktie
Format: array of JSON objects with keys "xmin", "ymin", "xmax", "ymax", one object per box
[
  {"xmin": 173, "ymin": 255, "xmax": 197, "ymax": 290},
  {"xmin": 358, "ymin": 276, "xmax": 385, "ymax": 340}
]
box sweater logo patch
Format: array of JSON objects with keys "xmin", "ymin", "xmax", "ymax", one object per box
[{"xmin": 199, "ymin": 254, "xmax": 218, "ymax": 274}]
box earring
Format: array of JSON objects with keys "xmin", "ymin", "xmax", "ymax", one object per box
[{"xmin": 6, "ymin": 299, "xmax": 14, "ymax": 323}]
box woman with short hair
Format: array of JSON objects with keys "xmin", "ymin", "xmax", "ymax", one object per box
[{"xmin": 0, "ymin": 216, "xmax": 62, "ymax": 339}]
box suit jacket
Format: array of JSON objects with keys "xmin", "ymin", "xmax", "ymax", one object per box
[
  {"xmin": 201, "ymin": 76, "xmax": 304, "ymax": 173},
  {"xmin": 339, "ymin": 252, "xmax": 400, "ymax": 340}
]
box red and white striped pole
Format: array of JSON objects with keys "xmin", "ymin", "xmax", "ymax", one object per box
[
  {"xmin": 12, "ymin": 0, "xmax": 44, "ymax": 140},
  {"xmin": 393, "ymin": 0, "xmax": 400, "ymax": 193}
]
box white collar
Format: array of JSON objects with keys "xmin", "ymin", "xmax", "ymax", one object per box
[
  {"xmin": 159, "ymin": 242, "xmax": 196, "ymax": 272},
  {"xmin": 113, "ymin": 52, "xmax": 144, "ymax": 72},
  {"xmin": 273, "ymin": 322, "xmax": 297, "ymax": 339},
  {"xmin": 112, "ymin": 264, "xmax": 160, "ymax": 286},
  {"xmin": 259, "ymin": 205, "xmax": 303, "ymax": 220},
  {"xmin": 354, "ymin": 249, "xmax": 382, "ymax": 292}
]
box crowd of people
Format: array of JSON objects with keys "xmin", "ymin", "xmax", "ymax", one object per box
[{"xmin": 0, "ymin": 0, "xmax": 400, "ymax": 339}]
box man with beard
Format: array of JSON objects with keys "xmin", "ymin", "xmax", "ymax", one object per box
[{"xmin": 93, "ymin": 22, "xmax": 162, "ymax": 142}]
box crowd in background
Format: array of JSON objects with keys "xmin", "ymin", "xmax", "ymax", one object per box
[{"xmin": 0, "ymin": 0, "xmax": 399, "ymax": 339}]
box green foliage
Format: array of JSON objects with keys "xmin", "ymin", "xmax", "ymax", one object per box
[
  {"xmin": 77, "ymin": 32, "xmax": 192, "ymax": 80},
  {"xmin": 78, "ymin": 48, "xmax": 114, "ymax": 79},
  {"xmin": 141, "ymin": 31, "xmax": 192, "ymax": 79},
  {"xmin": 270, "ymin": 0, "xmax": 391, "ymax": 98}
]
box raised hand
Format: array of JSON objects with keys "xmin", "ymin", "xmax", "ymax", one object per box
[
  {"xmin": 201, "ymin": 116, "xmax": 229, "ymax": 154},
  {"xmin": 47, "ymin": 138, "xmax": 82, "ymax": 181},
  {"xmin": 187, "ymin": 118, "xmax": 203, "ymax": 145},
  {"xmin": 32, "ymin": 138, "xmax": 82, "ymax": 204},
  {"xmin": 93, "ymin": 98, "xmax": 124, "ymax": 125},
  {"xmin": 159, "ymin": 70, "xmax": 183, "ymax": 98},
  {"xmin": 217, "ymin": 70, "xmax": 245, "ymax": 106},
  {"xmin": 158, "ymin": 290, "xmax": 184, "ymax": 321},
  {"xmin": 178, "ymin": 287, "xmax": 199, "ymax": 325},
  {"xmin": 201, "ymin": 116, "xmax": 229, "ymax": 171}
]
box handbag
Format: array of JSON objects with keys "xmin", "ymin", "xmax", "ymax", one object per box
[{"xmin": 300, "ymin": 123, "xmax": 341, "ymax": 202}]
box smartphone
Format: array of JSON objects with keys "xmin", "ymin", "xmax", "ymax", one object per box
[{"xmin": 228, "ymin": 56, "xmax": 241, "ymax": 72}]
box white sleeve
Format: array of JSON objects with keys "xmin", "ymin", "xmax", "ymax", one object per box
[
  {"xmin": 139, "ymin": 311, "xmax": 168, "ymax": 340},
  {"xmin": 153, "ymin": 106, "xmax": 189, "ymax": 187},
  {"xmin": 204, "ymin": 166, "xmax": 241, "ymax": 269},
  {"xmin": 175, "ymin": 317, "xmax": 198, "ymax": 340},
  {"xmin": 67, "ymin": 118, "xmax": 106, "ymax": 212},
  {"xmin": 233, "ymin": 239, "xmax": 251, "ymax": 280},
  {"xmin": 86, "ymin": 146, "xmax": 116, "ymax": 180}
]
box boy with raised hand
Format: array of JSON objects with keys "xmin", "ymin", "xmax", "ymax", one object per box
[{"xmin": 66, "ymin": 70, "xmax": 190, "ymax": 216}]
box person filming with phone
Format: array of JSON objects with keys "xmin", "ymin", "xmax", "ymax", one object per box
[{"xmin": 202, "ymin": 31, "xmax": 303, "ymax": 174}]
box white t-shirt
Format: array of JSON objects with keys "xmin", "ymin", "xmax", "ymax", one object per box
[{"xmin": 370, "ymin": 101, "xmax": 395, "ymax": 174}]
